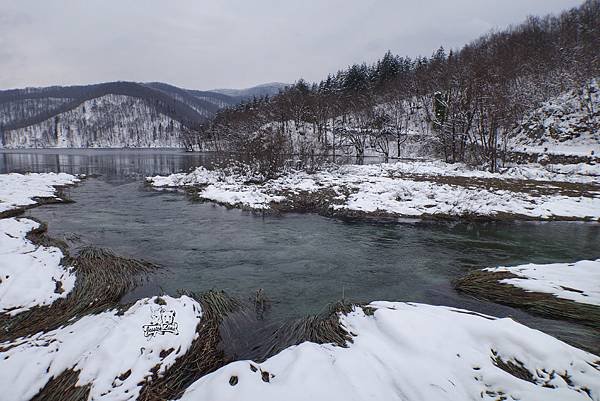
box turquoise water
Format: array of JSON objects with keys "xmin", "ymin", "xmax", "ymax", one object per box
[{"xmin": 2, "ymin": 149, "xmax": 599, "ymax": 352}]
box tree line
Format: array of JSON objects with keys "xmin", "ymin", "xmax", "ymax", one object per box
[{"xmin": 185, "ymin": 0, "xmax": 600, "ymax": 174}]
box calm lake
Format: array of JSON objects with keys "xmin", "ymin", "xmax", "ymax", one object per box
[{"xmin": 2, "ymin": 149, "xmax": 599, "ymax": 352}]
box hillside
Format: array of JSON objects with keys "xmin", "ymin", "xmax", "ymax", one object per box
[
  {"xmin": 0, "ymin": 81, "xmax": 244, "ymax": 149},
  {"xmin": 197, "ymin": 1, "xmax": 599, "ymax": 172},
  {"xmin": 508, "ymin": 78, "xmax": 600, "ymax": 161},
  {"xmin": 211, "ymin": 82, "xmax": 289, "ymax": 99}
]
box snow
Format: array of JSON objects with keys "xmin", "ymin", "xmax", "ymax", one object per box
[
  {"xmin": 1, "ymin": 94, "xmax": 183, "ymax": 149},
  {"xmin": 486, "ymin": 259, "xmax": 600, "ymax": 306},
  {"xmin": 0, "ymin": 217, "xmax": 76, "ymax": 316},
  {"xmin": 510, "ymin": 78, "xmax": 600, "ymax": 158},
  {"xmin": 0, "ymin": 172, "xmax": 80, "ymax": 214},
  {"xmin": 180, "ymin": 302, "xmax": 600, "ymax": 401},
  {"xmin": 0, "ymin": 295, "xmax": 202, "ymax": 401},
  {"xmin": 147, "ymin": 161, "xmax": 600, "ymax": 220},
  {"xmin": 0, "ymin": 172, "xmax": 80, "ymax": 315}
]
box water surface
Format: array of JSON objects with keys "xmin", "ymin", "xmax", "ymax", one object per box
[{"xmin": 2, "ymin": 149, "xmax": 599, "ymax": 352}]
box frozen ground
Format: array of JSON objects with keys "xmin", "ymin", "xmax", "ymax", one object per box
[
  {"xmin": 486, "ymin": 259, "xmax": 600, "ymax": 306},
  {"xmin": 180, "ymin": 302, "xmax": 600, "ymax": 401},
  {"xmin": 148, "ymin": 161, "xmax": 600, "ymax": 221}
]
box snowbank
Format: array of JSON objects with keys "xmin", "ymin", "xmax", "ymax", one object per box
[
  {"xmin": 486, "ymin": 259, "xmax": 600, "ymax": 306},
  {"xmin": 0, "ymin": 295, "xmax": 202, "ymax": 401},
  {"xmin": 0, "ymin": 172, "xmax": 80, "ymax": 214},
  {"xmin": 148, "ymin": 162, "xmax": 600, "ymax": 220},
  {"xmin": 0, "ymin": 218, "xmax": 76, "ymax": 316},
  {"xmin": 180, "ymin": 302, "xmax": 600, "ymax": 401}
]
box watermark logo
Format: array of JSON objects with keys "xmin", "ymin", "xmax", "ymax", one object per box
[{"xmin": 143, "ymin": 307, "xmax": 179, "ymax": 338}]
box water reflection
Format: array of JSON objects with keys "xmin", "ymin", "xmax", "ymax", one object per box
[{"xmin": 0, "ymin": 149, "xmax": 217, "ymax": 179}]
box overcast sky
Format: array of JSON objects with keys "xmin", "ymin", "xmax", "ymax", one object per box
[{"xmin": 0, "ymin": 0, "xmax": 584, "ymax": 91}]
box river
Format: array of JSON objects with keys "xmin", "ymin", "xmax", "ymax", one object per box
[{"xmin": 2, "ymin": 149, "xmax": 599, "ymax": 352}]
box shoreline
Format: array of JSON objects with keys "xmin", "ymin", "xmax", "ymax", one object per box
[{"xmin": 148, "ymin": 161, "xmax": 600, "ymax": 223}]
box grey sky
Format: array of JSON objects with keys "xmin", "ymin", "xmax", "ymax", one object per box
[{"xmin": 0, "ymin": 0, "xmax": 584, "ymax": 90}]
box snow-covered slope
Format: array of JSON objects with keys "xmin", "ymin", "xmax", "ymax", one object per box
[
  {"xmin": 212, "ymin": 82, "xmax": 289, "ymax": 99},
  {"xmin": 1, "ymin": 295, "xmax": 202, "ymax": 401},
  {"xmin": 180, "ymin": 302, "xmax": 600, "ymax": 401},
  {"xmin": 0, "ymin": 81, "xmax": 241, "ymax": 149},
  {"xmin": 0, "ymin": 97, "xmax": 73, "ymax": 127},
  {"xmin": 2, "ymin": 95, "xmax": 183, "ymax": 148},
  {"xmin": 509, "ymin": 78, "xmax": 600, "ymax": 158}
]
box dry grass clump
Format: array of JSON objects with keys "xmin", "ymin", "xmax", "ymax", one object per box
[
  {"xmin": 455, "ymin": 270, "xmax": 600, "ymax": 331},
  {"xmin": 0, "ymin": 240, "xmax": 156, "ymax": 342},
  {"xmin": 30, "ymin": 369, "xmax": 91, "ymax": 401},
  {"xmin": 137, "ymin": 290, "xmax": 241, "ymax": 401}
]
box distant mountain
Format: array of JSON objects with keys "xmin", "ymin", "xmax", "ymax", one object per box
[
  {"xmin": 0, "ymin": 81, "xmax": 243, "ymax": 149},
  {"xmin": 211, "ymin": 82, "xmax": 289, "ymax": 99}
]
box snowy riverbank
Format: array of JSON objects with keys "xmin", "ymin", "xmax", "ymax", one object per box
[
  {"xmin": 456, "ymin": 259, "xmax": 600, "ymax": 329},
  {"xmin": 486, "ymin": 259, "xmax": 600, "ymax": 306},
  {"xmin": 148, "ymin": 161, "xmax": 600, "ymax": 221},
  {"xmin": 0, "ymin": 172, "xmax": 80, "ymax": 314},
  {"xmin": 179, "ymin": 303, "xmax": 600, "ymax": 401}
]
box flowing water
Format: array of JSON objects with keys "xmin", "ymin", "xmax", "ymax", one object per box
[{"xmin": 2, "ymin": 149, "xmax": 599, "ymax": 352}]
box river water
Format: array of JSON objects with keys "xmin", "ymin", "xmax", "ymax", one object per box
[{"xmin": 2, "ymin": 149, "xmax": 599, "ymax": 352}]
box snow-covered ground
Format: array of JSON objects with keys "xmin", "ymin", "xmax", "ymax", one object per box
[
  {"xmin": 0, "ymin": 218, "xmax": 76, "ymax": 316},
  {"xmin": 148, "ymin": 161, "xmax": 600, "ymax": 220},
  {"xmin": 0, "ymin": 172, "xmax": 80, "ymax": 315},
  {"xmin": 0, "ymin": 172, "xmax": 80, "ymax": 214},
  {"xmin": 180, "ymin": 302, "xmax": 600, "ymax": 401},
  {"xmin": 486, "ymin": 259, "xmax": 600, "ymax": 306},
  {"xmin": 0, "ymin": 295, "xmax": 202, "ymax": 401}
]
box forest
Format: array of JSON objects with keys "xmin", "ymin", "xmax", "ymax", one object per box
[{"xmin": 188, "ymin": 0, "xmax": 599, "ymax": 174}]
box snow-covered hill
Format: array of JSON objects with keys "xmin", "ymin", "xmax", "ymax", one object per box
[
  {"xmin": 2, "ymin": 95, "xmax": 183, "ymax": 148},
  {"xmin": 509, "ymin": 79, "xmax": 600, "ymax": 159},
  {"xmin": 212, "ymin": 82, "xmax": 289, "ymax": 99},
  {"xmin": 0, "ymin": 81, "xmax": 243, "ymax": 149}
]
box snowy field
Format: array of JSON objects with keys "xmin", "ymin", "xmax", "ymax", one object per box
[
  {"xmin": 148, "ymin": 161, "xmax": 600, "ymax": 221},
  {"xmin": 180, "ymin": 303, "xmax": 600, "ymax": 401},
  {"xmin": 485, "ymin": 259, "xmax": 600, "ymax": 306}
]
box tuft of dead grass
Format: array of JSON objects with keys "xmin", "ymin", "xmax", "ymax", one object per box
[
  {"xmin": 455, "ymin": 270, "xmax": 600, "ymax": 333},
  {"xmin": 0, "ymin": 235, "xmax": 157, "ymax": 343}
]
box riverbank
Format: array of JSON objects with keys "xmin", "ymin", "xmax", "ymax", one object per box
[
  {"xmin": 148, "ymin": 161, "xmax": 600, "ymax": 222},
  {"xmin": 456, "ymin": 259, "xmax": 600, "ymax": 329}
]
